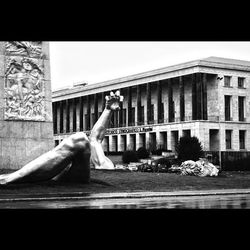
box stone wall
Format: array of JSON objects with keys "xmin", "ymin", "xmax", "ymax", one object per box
[{"xmin": 0, "ymin": 41, "xmax": 54, "ymax": 169}]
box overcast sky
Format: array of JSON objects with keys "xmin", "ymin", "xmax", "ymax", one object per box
[{"xmin": 49, "ymin": 42, "xmax": 250, "ymax": 90}]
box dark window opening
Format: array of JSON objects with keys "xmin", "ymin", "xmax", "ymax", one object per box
[
  {"xmin": 238, "ymin": 96, "xmax": 245, "ymax": 122},
  {"xmin": 239, "ymin": 130, "xmax": 246, "ymax": 149},
  {"xmin": 226, "ymin": 130, "xmax": 232, "ymax": 149},
  {"xmin": 238, "ymin": 77, "xmax": 245, "ymax": 88},
  {"xmin": 225, "ymin": 95, "xmax": 231, "ymax": 121},
  {"xmin": 224, "ymin": 76, "xmax": 231, "ymax": 87}
]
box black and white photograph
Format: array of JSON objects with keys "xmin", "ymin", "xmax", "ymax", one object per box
[{"xmin": 1, "ymin": 41, "xmax": 250, "ymax": 209}]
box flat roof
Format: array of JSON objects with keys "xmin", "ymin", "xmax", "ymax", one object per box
[{"xmin": 52, "ymin": 56, "xmax": 250, "ymax": 99}]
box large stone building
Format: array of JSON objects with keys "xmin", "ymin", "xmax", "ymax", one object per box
[{"xmin": 52, "ymin": 57, "xmax": 250, "ymax": 159}]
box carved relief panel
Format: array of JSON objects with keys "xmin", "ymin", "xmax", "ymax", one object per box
[{"xmin": 4, "ymin": 41, "xmax": 46, "ymax": 121}]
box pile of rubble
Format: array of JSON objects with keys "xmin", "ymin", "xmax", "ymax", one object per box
[{"xmin": 169, "ymin": 158, "xmax": 220, "ymax": 177}]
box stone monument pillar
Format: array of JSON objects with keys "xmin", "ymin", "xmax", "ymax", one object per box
[{"xmin": 0, "ymin": 41, "xmax": 54, "ymax": 170}]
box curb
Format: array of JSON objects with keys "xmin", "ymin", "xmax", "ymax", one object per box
[{"xmin": 1, "ymin": 189, "xmax": 250, "ymax": 202}]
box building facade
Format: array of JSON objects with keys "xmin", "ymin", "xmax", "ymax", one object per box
[{"xmin": 52, "ymin": 57, "xmax": 250, "ymax": 157}]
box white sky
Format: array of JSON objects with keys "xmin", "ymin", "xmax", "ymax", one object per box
[{"xmin": 49, "ymin": 42, "xmax": 250, "ymax": 91}]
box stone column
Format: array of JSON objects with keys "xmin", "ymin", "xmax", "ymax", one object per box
[
  {"xmin": 79, "ymin": 96, "xmax": 84, "ymax": 131},
  {"xmin": 192, "ymin": 74, "xmax": 197, "ymax": 120},
  {"xmin": 66, "ymin": 99, "xmax": 70, "ymax": 133},
  {"xmin": 94, "ymin": 93, "xmax": 98, "ymax": 125},
  {"xmin": 179, "ymin": 76, "xmax": 185, "ymax": 121},
  {"xmin": 73, "ymin": 98, "xmax": 77, "ymax": 132},
  {"xmin": 136, "ymin": 85, "xmax": 141, "ymax": 126},
  {"xmin": 168, "ymin": 79, "xmax": 174, "ymax": 122},
  {"xmin": 63, "ymin": 100, "xmax": 67, "ymax": 133},
  {"xmin": 117, "ymin": 134, "xmax": 123, "ymax": 152},
  {"xmin": 59, "ymin": 101, "xmax": 64, "ymax": 134},
  {"xmin": 119, "ymin": 88, "xmax": 123, "ymax": 127},
  {"xmin": 146, "ymin": 83, "xmax": 151, "ymax": 124},
  {"xmin": 69, "ymin": 99, "xmax": 74, "ymax": 132},
  {"xmin": 156, "ymin": 131, "xmax": 161, "ymax": 146},
  {"xmin": 76, "ymin": 98, "xmax": 80, "ymax": 132},
  {"xmin": 219, "ymin": 125, "xmax": 226, "ymax": 151},
  {"xmin": 232, "ymin": 129, "xmax": 239, "ymax": 151},
  {"xmin": 136, "ymin": 133, "xmax": 141, "ymax": 150},
  {"xmin": 86, "ymin": 95, "xmax": 91, "ymax": 130},
  {"xmin": 127, "ymin": 87, "xmax": 132, "ymax": 126},
  {"xmin": 196, "ymin": 73, "xmax": 202, "ymax": 120},
  {"xmin": 56, "ymin": 102, "xmax": 60, "ymax": 134},
  {"xmin": 145, "ymin": 132, "xmax": 150, "ymax": 149},
  {"xmin": 157, "ymin": 81, "xmax": 163, "ymax": 123},
  {"xmin": 167, "ymin": 131, "xmax": 172, "ymax": 151},
  {"xmin": 202, "ymin": 73, "xmax": 208, "ymax": 120},
  {"xmin": 162, "ymin": 80, "xmax": 168, "ymax": 123},
  {"xmin": 101, "ymin": 92, "xmax": 105, "ymax": 111},
  {"xmin": 178, "ymin": 129, "xmax": 183, "ymax": 140}
]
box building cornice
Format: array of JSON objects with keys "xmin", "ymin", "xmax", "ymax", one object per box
[{"xmin": 52, "ymin": 57, "xmax": 250, "ymax": 101}]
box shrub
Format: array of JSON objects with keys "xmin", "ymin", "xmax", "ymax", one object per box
[
  {"xmin": 122, "ymin": 150, "xmax": 139, "ymax": 164},
  {"xmin": 136, "ymin": 147, "xmax": 150, "ymax": 159},
  {"xmin": 154, "ymin": 148, "xmax": 169, "ymax": 156},
  {"xmin": 175, "ymin": 136, "xmax": 204, "ymax": 162}
]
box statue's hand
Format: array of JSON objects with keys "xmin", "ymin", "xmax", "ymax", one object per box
[{"xmin": 105, "ymin": 91, "xmax": 124, "ymax": 110}]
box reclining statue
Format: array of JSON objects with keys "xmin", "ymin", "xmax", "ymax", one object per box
[{"xmin": 0, "ymin": 90, "xmax": 123, "ymax": 185}]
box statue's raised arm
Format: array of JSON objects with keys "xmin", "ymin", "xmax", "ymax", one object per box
[
  {"xmin": 89, "ymin": 91, "xmax": 124, "ymax": 170},
  {"xmin": 0, "ymin": 90, "xmax": 123, "ymax": 185}
]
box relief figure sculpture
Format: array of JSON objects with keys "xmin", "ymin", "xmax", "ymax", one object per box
[
  {"xmin": 4, "ymin": 57, "xmax": 45, "ymax": 120},
  {"xmin": 5, "ymin": 41, "xmax": 42, "ymax": 57}
]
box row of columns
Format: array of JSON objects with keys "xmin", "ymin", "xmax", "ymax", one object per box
[
  {"xmin": 102, "ymin": 129, "xmax": 193, "ymax": 153},
  {"xmin": 52, "ymin": 73, "xmax": 208, "ymax": 135}
]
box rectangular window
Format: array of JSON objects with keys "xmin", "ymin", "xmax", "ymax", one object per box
[
  {"xmin": 224, "ymin": 76, "xmax": 231, "ymax": 87},
  {"xmin": 238, "ymin": 77, "xmax": 245, "ymax": 88},
  {"xmin": 238, "ymin": 96, "xmax": 245, "ymax": 121},
  {"xmin": 239, "ymin": 130, "xmax": 246, "ymax": 149},
  {"xmin": 225, "ymin": 95, "xmax": 231, "ymax": 121},
  {"xmin": 225, "ymin": 130, "xmax": 232, "ymax": 149}
]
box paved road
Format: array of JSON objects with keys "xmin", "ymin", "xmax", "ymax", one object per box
[{"xmin": 1, "ymin": 189, "xmax": 250, "ymax": 209}]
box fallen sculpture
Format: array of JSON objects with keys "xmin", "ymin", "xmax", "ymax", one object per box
[{"xmin": 0, "ymin": 91, "xmax": 123, "ymax": 185}]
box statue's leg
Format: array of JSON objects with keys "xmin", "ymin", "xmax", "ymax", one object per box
[
  {"xmin": 52, "ymin": 150, "xmax": 91, "ymax": 183},
  {"xmin": 0, "ymin": 132, "xmax": 90, "ymax": 185}
]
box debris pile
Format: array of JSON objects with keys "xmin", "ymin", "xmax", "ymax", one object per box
[{"xmin": 177, "ymin": 158, "xmax": 219, "ymax": 177}]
